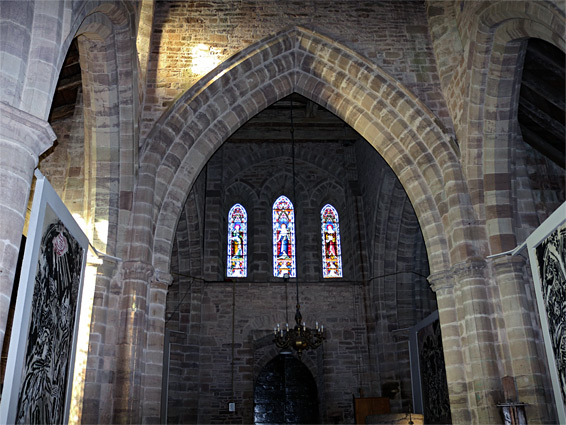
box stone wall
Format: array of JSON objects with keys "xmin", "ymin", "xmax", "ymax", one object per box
[
  {"xmin": 2, "ymin": 1, "xmax": 564, "ymax": 423},
  {"xmin": 141, "ymin": 0, "xmax": 452, "ymax": 141},
  {"xmin": 165, "ymin": 134, "xmax": 437, "ymax": 422},
  {"xmin": 39, "ymin": 91, "xmax": 86, "ymax": 217},
  {"xmin": 166, "ymin": 279, "xmax": 371, "ymax": 424}
]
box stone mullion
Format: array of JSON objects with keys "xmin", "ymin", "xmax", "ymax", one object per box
[
  {"xmin": 491, "ymin": 255, "xmax": 554, "ymax": 423},
  {"xmin": 0, "ymin": 103, "xmax": 55, "ymax": 361},
  {"xmin": 113, "ymin": 261, "xmax": 154, "ymax": 423}
]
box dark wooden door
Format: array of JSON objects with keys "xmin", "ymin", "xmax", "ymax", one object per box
[{"xmin": 254, "ymin": 353, "xmax": 319, "ymax": 424}]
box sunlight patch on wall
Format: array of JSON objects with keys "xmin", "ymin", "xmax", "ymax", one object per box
[
  {"xmin": 68, "ymin": 257, "xmax": 99, "ymax": 425},
  {"xmin": 191, "ymin": 44, "xmax": 221, "ymax": 76}
]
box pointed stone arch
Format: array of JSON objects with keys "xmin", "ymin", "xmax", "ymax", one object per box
[
  {"xmin": 133, "ymin": 26, "xmax": 476, "ymax": 277},
  {"xmin": 464, "ymin": 1, "xmax": 565, "ymax": 253},
  {"xmin": 457, "ymin": 4, "xmax": 565, "ymax": 422},
  {"xmin": 61, "ymin": 4, "xmax": 140, "ymax": 423}
]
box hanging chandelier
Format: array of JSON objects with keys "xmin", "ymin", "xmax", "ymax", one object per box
[
  {"xmin": 273, "ymin": 299, "xmax": 325, "ymax": 359},
  {"xmin": 273, "ymin": 95, "xmax": 325, "ymax": 359}
]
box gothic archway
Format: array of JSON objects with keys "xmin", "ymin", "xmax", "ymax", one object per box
[
  {"xmin": 131, "ymin": 26, "xmax": 477, "ymax": 278},
  {"xmin": 130, "ymin": 25, "xmax": 481, "ymax": 424}
]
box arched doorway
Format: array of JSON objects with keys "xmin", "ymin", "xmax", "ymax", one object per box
[{"xmin": 254, "ymin": 352, "xmax": 319, "ymax": 424}]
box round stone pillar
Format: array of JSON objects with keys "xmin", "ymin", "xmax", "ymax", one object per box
[
  {"xmin": 428, "ymin": 270, "xmax": 471, "ymax": 424},
  {"xmin": 490, "ymin": 255, "xmax": 555, "ymax": 423},
  {"xmin": 112, "ymin": 261, "xmax": 171, "ymax": 424},
  {"xmin": 0, "ymin": 103, "xmax": 55, "ymax": 359},
  {"xmin": 142, "ymin": 269, "xmax": 171, "ymax": 424},
  {"xmin": 113, "ymin": 261, "xmax": 154, "ymax": 424},
  {"xmin": 429, "ymin": 259, "xmax": 502, "ymax": 425}
]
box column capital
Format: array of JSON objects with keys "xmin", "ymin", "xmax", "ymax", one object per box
[
  {"xmin": 489, "ymin": 253, "xmax": 527, "ymax": 273},
  {"xmin": 428, "ymin": 257, "xmax": 488, "ymax": 292},
  {"xmin": 0, "ymin": 102, "xmax": 55, "ymax": 157},
  {"xmin": 428, "ymin": 269, "xmax": 455, "ymax": 292},
  {"xmin": 451, "ymin": 257, "xmax": 487, "ymax": 280},
  {"xmin": 121, "ymin": 261, "xmax": 174, "ymax": 289},
  {"xmin": 122, "ymin": 260, "xmax": 155, "ymax": 282},
  {"xmin": 152, "ymin": 268, "xmax": 173, "ymax": 290}
]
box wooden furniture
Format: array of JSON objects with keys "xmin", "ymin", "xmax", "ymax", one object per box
[{"xmin": 353, "ymin": 397, "xmax": 390, "ymax": 424}]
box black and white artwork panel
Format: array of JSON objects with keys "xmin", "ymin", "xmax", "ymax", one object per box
[
  {"xmin": 536, "ymin": 222, "xmax": 566, "ymax": 404},
  {"xmin": 0, "ymin": 171, "xmax": 88, "ymax": 425},
  {"xmin": 409, "ymin": 310, "xmax": 452, "ymax": 424},
  {"xmin": 417, "ymin": 317, "xmax": 452, "ymax": 424},
  {"xmin": 16, "ymin": 204, "xmax": 84, "ymax": 424},
  {"xmin": 527, "ymin": 202, "xmax": 566, "ymax": 424}
]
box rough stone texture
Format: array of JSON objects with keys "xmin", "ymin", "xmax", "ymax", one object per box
[
  {"xmin": 0, "ymin": 1, "xmax": 564, "ymax": 424},
  {"xmin": 141, "ymin": 0, "xmax": 452, "ymax": 141},
  {"xmin": 165, "ymin": 137, "xmax": 437, "ymax": 422},
  {"xmin": 0, "ymin": 102, "xmax": 55, "ymax": 367},
  {"xmin": 165, "ymin": 279, "xmax": 415, "ymax": 424}
]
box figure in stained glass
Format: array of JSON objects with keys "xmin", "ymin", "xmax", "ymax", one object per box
[
  {"xmin": 321, "ymin": 204, "xmax": 342, "ymax": 278},
  {"xmin": 227, "ymin": 204, "xmax": 247, "ymax": 277},
  {"xmin": 230, "ymin": 224, "xmax": 243, "ymax": 257},
  {"xmin": 276, "ymin": 222, "xmax": 291, "ymax": 258},
  {"xmin": 273, "ymin": 196, "xmax": 296, "ymax": 277},
  {"xmin": 325, "ymin": 224, "xmax": 337, "ymax": 257}
]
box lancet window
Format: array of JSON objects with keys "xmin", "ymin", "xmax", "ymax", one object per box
[
  {"xmin": 227, "ymin": 203, "xmax": 247, "ymax": 277},
  {"xmin": 321, "ymin": 204, "xmax": 342, "ymax": 278},
  {"xmin": 273, "ymin": 195, "xmax": 296, "ymax": 278}
]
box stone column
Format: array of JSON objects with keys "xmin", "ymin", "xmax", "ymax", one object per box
[
  {"xmin": 0, "ymin": 103, "xmax": 55, "ymax": 359},
  {"xmin": 112, "ymin": 260, "xmax": 154, "ymax": 424},
  {"xmin": 142, "ymin": 269, "xmax": 172, "ymax": 424},
  {"xmin": 429, "ymin": 259, "xmax": 502, "ymax": 425},
  {"xmin": 428, "ymin": 270, "xmax": 471, "ymax": 424},
  {"xmin": 454, "ymin": 259, "xmax": 502, "ymax": 424},
  {"xmin": 490, "ymin": 255, "xmax": 555, "ymax": 423},
  {"xmin": 111, "ymin": 262, "xmax": 172, "ymax": 424}
]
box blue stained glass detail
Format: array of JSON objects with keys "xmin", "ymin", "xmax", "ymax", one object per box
[
  {"xmin": 227, "ymin": 204, "xmax": 247, "ymax": 277},
  {"xmin": 273, "ymin": 195, "xmax": 296, "ymax": 278},
  {"xmin": 321, "ymin": 204, "xmax": 342, "ymax": 278}
]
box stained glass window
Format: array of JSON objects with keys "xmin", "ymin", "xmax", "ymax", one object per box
[
  {"xmin": 321, "ymin": 204, "xmax": 342, "ymax": 278},
  {"xmin": 227, "ymin": 203, "xmax": 247, "ymax": 277},
  {"xmin": 273, "ymin": 195, "xmax": 296, "ymax": 278}
]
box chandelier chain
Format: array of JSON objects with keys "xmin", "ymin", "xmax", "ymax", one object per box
[{"xmin": 272, "ymin": 95, "xmax": 325, "ymax": 359}]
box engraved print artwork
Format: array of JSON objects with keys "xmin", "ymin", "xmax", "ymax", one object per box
[
  {"xmin": 418, "ymin": 318, "xmax": 452, "ymax": 424},
  {"xmin": 536, "ymin": 222, "xmax": 566, "ymax": 404},
  {"xmin": 16, "ymin": 205, "xmax": 84, "ymax": 424}
]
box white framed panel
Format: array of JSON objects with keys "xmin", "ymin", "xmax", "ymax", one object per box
[
  {"xmin": 0, "ymin": 170, "xmax": 89, "ymax": 425},
  {"xmin": 409, "ymin": 310, "xmax": 438, "ymax": 415},
  {"xmin": 526, "ymin": 202, "xmax": 566, "ymax": 424}
]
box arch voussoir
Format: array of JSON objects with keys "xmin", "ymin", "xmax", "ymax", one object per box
[{"xmin": 132, "ymin": 25, "xmax": 473, "ymax": 276}]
